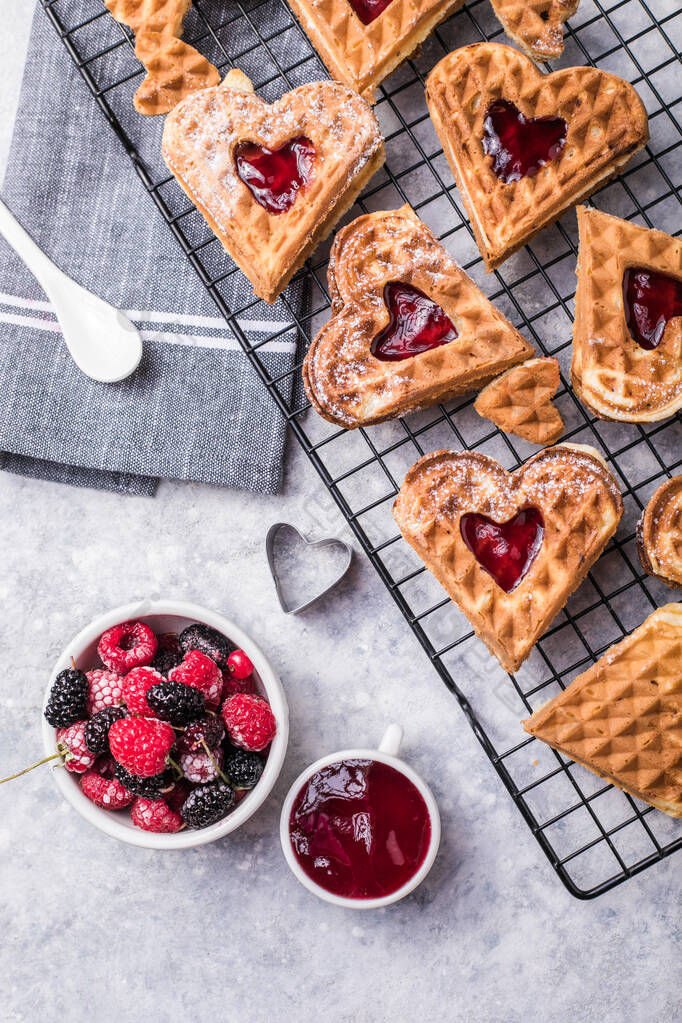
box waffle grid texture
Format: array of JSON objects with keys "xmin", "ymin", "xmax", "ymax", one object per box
[
  {"xmin": 571, "ymin": 206, "xmax": 682, "ymax": 423},
  {"xmin": 303, "ymin": 205, "xmax": 534, "ymax": 427},
  {"xmin": 474, "ymin": 357, "xmax": 564, "ymax": 445},
  {"xmin": 106, "ymin": 0, "xmax": 220, "ymax": 115},
  {"xmin": 425, "ymin": 43, "xmax": 649, "ymax": 271},
  {"xmin": 489, "ymin": 0, "xmax": 580, "ymax": 61},
  {"xmin": 393, "ymin": 444, "xmax": 623, "ymax": 673},
  {"xmin": 637, "ymin": 476, "xmax": 682, "ymax": 589},
  {"xmin": 524, "ymin": 604, "xmax": 682, "ymax": 819}
]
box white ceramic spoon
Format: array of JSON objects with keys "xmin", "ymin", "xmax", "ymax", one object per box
[{"xmin": 0, "ymin": 198, "xmax": 142, "ymax": 382}]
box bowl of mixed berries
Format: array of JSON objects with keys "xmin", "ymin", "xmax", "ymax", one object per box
[{"xmin": 40, "ymin": 600, "xmax": 288, "ymax": 848}]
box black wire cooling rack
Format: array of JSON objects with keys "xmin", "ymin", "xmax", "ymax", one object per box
[{"xmin": 39, "ymin": 0, "xmax": 681, "ymax": 897}]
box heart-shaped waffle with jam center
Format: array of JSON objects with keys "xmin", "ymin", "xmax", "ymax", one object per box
[
  {"xmin": 637, "ymin": 476, "xmax": 682, "ymax": 590},
  {"xmin": 571, "ymin": 206, "xmax": 682, "ymax": 423},
  {"xmin": 489, "ymin": 0, "xmax": 579, "ymax": 62},
  {"xmin": 393, "ymin": 444, "xmax": 623, "ymax": 673},
  {"xmin": 425, "ymin": 43, "xmax": 649, "ymax": 271},
  {"xmin": 162, "ymin": 70, "xmax": 385, "ymax": 302},
  {"xmin": 286, "ymin": 0, "xmax": 466, "ymax": 102},
  {"xmin": 106, "ymin": 0, "xmax": 220, "ymax": 116},
  {"xmin": 303, "ymin": 206, "xmax": 534, "ymax": 428}
]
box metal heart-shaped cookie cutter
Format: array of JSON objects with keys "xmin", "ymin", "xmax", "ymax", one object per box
[{"xmin": 265, "ymin": 522, "xmax": 353, "ymax": 615}]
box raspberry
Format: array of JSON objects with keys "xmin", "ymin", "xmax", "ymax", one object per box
[
  {"xmin": 122, "ymin": 666, "xmax": 165, "ymax": 717},
  {"xmin": 169, "ymin": 650, "xmax": 222, "ymax": 708},
  {"xmin": 176, "ymin": 717, "xmax": 225, "ymax": 754},
  {"xmin": 180, "ymin": 781, "xmax": 235, "ymax": 828},
  {"xmin": 147, "ymin": 681, "xmax": 205, "ymax": 725},
  {"xmin": 56, "ymin": 721, "xmax": 97, "ymax": 774},
  {"xmin": 179, "ymin": 623, "xmax": 234, "ymax": 668},
  {"xmin": 86, "ymin": 669, "xmax": 124, "ymax": 716},
  {"xmin": 179, "ymin": 745, "xmax": 224, "ymax": 784},
  {"xmin": 98, "ymin": 620, "xmax": 157, "ymax": 674},
  {"xmin": 221, "ymin": 694, "xmax": 277, "ymax": 752},
  {"xmin": 221, "ymin": 668, "xmax": 255, "ymax": 700},
  {"xmin": 81, "ymin": 757, "xmax": 133, "ymax": 810},
  {"xmin": 109, "ymin": 717, "xmax": 175, "ymax": 777},
  {"xmin": 84, "ymin": 706, "xmax": 127, "ymax": 755},
  {"xmin": 224, "ymin": 748, "xmax": 265, "ymax": 790},
  {"xmin": 44, "ymin": 668, "xmax": 88, "ymax": 728},
  {"xmin": 114, "ymin": 763, "xmax": 174, "ymax": 798},
  {"xmin": 130, "ymin": 797, "xmax": 183, "ymax": 833},
  {"xmin": 226, "ymin": 649, "xmax": 254, "ymax": 680}
]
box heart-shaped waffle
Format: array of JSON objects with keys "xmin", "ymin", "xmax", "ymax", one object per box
[
  {"xmin": 106, "ymin": 0, "xmax": 220, "ymax": 115},
  {"xmin": 524, "ymin": 603, "xmax": 682, "ymax": 818},
  {"xmin": 571, "ymin": 206, "xmax": 682, "ymax": 422},
  {"xmin": 286, "ymin": 0, "xmax": 466, "ymax": 101},
  {"xmin": 489, "ymin": 0, "xmax": 579, "ymax": 62},
  {"xmin": 474, "ymin": 357, "xmax": 564, "ymax": 445},
  {"xmin": 637, "ymin": 476, "xmax": 682, "ymax": 590},
  {"xmin": 303, "ymin": 205, "xmax": 534, "ymax": 427},
  {"xmin": 425, "ymin": 43, "xmax": 649, "ymax": 271},
  {"xmin": 162, "ymin": 70, "xmax": 385, "ymax": 302},
  {"xmin": 393, "ymin": 444, "xmax": 623, "ymax": 672}
]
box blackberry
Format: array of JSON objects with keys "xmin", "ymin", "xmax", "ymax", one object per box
[
  {"xmin": 152, "ymin": 647, "xmax": 183, "ymax": 677},
  {"xmin": 223, "ymin": 748, "xmax": 265, "ymax": 790},
  {"xmin": 180, "ymin": 780, "xmax": 235, "ymax": 828},
  {"xmin": 84, "ymin": 706, "xmax": 126, "ymax": 755},
  {"xmin": 179, "ymin": 623, "xmax": 235, "ymax": 668},
  {"xmin": 44, "ymin": 668, "xmax": 88, "ymax": 728},
  {"xmin": 114, "ymin": 763, "xmax": 174, "ymax": 798},
  {"xmin": 177, "ymin": 716, "xmax": 225, "ymax": 754},
  {"xmin": 147, "ymin": 681, "xmax": 205, "ymax": 725}
]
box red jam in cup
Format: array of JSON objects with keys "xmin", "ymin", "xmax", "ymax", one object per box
[{"xmin": 289, "ymin": 758, "xmax": 431, "ymax": 899}]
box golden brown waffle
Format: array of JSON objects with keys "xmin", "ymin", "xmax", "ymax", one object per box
[
  {"xmin": 162, "ymin": 70, "xmax": 384, "ymax": 303},
  {"xmin": 286, "ymin": 0, "xmax": 466, "ymax": 102},
  {"xmin": 425, "ymin": 43, "xmax": 649, "ymax": 271},
  {"xmin": 489, "ymin": 0, "xmax": 579, "ymax": 61},
  {"xmin": 393, "ymin": 444, "xmax": 623, "ymax": 672},
  {"xmin": 474, "ymin": 357, "xmax": 563, "ymax": 445},
  {"xmin": 637, "ymin": 477, "xmax": 682, "ymax": 589},
  {"xmin": 524, "ymin": 604, "xmax": 682, "ymax": 818},
  {"xmin": 106, "ymin": 0, "xmax": 220, "ymax": 116},
  {"xmin": 302, "ymin": 206, "xmax": 534, "ymax": 428},
  {"xmin": 571, "ymin": 206, "xmax": 682, "ymax": 423}
]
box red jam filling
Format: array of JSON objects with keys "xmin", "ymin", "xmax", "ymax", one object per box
[
  {"xmin": 235, "ymin": 136, "xmax": 315, "ymax": 215},
  {"xmin": 460, "ymin": 507, "xmax": 544, "ymax": 593},
  {"xmin": 289, "ymin": 758, "xmax": 431, "ymax": 899},
  {"xmin": 348, "ymin": 0, "xmax": 394, "ymax": 24},
  {"xmin": 622, "ymin": 266, "xmax": 682, "ymax": 350},
  {"xmin": 371, "ymin": 282, "xmax": 458, "ymax": 362},
  {"xmin": 482, "ymin": 99, "xmax": 568, "ymax": 184}
]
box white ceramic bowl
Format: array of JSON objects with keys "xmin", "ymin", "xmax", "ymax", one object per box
[
  {"xmin": 280, "ymin": 724, "xmax": 440, "ymax": 909},
  {"xmin": 42, "ymin": 599, "xmax": 289, "ymax": 849}
]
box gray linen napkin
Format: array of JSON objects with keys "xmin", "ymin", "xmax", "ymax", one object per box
[{"xmin": 0, "ymin": 2, "xmax": 301, "ymax": 496}]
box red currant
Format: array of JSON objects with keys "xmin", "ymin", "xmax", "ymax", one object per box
[{"xmin": 227, "ymin": 649, "xmax": 254, "ymax": 680}]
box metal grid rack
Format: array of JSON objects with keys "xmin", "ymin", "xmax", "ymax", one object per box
[{"xmin": 40, "ymin": 0, "xmax": 681, "ymax": 897}]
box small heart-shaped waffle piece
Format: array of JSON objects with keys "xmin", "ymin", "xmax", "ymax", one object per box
[
  {"xmin": 572, "ymin": 206, "xmax": 682, "ymax": 422},
  {"xmin": 425, "ymin": 43, "xmax": 648, "ymax": 271},
  {"xmin": 637, "ymin": 476, "xmax": 682, "ymax": 590},
  {"xmin": 106, "ymin": 0, "xmax": 220, "ymax": 116},
  {"xmin": 162, "ymin": 71, "xmax": 384, "ymax": 302},
  {"xmin": 474, "ymin": 357, "xmax": 564, "ymax": 445},
  {"xmin": 489, "ymin": 0, "xmax": 580, "ymax": 62},
  {"xmin": 394, "ymin": 444, "xmax": 622, "ymax": 672},
  {"xmin": 303, "ymin": 206, "xmax": 534, "ymax": 428},
  {"xmin": 287, "ymin": 0, "xmax": 467, "ymax": 101},
  {"xmin": 524, "ymin": 603, "xmax": 682, "ymax": 818}
]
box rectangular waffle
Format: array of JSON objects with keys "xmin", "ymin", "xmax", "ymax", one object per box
[
  {"xmin": 524, "ymin": 604, "xmax": 682, "ymax": 818},
  {"xmin": 286, "ymin": 0, "xmax": 466, "ymax": 101}
]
